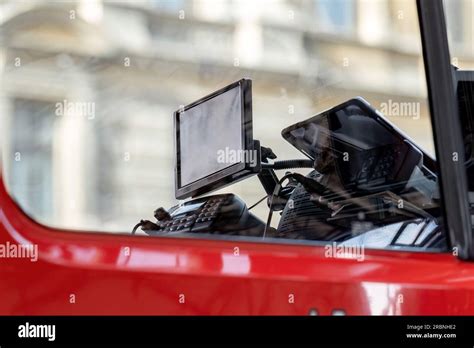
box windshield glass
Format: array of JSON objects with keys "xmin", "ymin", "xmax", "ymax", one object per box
[
  {"xmin": 0, "ymin": 0, "xmax": 447, "ymax": 251},
  {"xmin": 444, "ymin": 0, "xmax": 474, "ymax": 69},
  {"xmin": 443, "ymin": 0, "xmax": 474, "ymax": 224}
]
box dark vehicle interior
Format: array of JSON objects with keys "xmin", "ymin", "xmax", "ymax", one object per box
[
  {"xmin": 133, "ymin": 70, "xmax": 473, "ymax": 252},
  {"xmin": 456, "ymin": 69, "xmax": 474, "ymax": 193}
]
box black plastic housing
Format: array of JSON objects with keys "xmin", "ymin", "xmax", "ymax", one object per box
[{"xmin": 174, "ymin": 79, "xmax": 261, "ymax": 199}]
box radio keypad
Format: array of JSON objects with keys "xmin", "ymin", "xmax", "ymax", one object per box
[{"xmin": 158, "ymin": 195, "xmax": 230, "ymax": 233}]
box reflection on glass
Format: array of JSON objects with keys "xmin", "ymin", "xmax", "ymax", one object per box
[
  {"xmin": 0, "ymin": 0, "xmax": 464, "ymax": 252},
  {"xmin": 179, "ymin": 86, "xmax": 242, "ymax": 186},
  {"xmin": 278, "ymin": 98, "xmax": 443, "ymax": 249}
]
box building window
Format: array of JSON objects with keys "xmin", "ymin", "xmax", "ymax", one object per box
[{"xmin": 315, "ymin": 0, "xmax": 355, "ymax": 34}]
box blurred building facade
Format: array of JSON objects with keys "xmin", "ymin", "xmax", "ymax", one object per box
[{"xmin": 0, "ymin": 0, "xmax": 473, "ymax": 232}]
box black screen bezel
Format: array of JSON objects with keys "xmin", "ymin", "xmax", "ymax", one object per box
[{"xmin": 174, "ymin": 79, "xmax": 258, "ymax": 199}]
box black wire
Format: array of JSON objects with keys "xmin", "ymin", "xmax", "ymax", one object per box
[
  {"xmin": 263, "ymin": 173, "xmax": 295, "ymax": 238},
  {"xmin": 131, "ymin": 221, "xmax": 143, "ymax": 235},
  {"xmin": 248, "ymin": 195, "xmax": 269, "ymax": 210},
  {"xmin": 263, "ymin": 203, "xmax": 274, "ymax": 239}
]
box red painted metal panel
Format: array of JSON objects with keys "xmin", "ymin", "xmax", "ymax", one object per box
[{"xmin": 1, "ymin": 174, "xmax": 474, "ymax": 315}]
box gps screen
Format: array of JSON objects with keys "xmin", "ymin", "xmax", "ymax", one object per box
[{"xmin": 179, "ymin": 85, "xmax": 243, "ymax": 186}]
